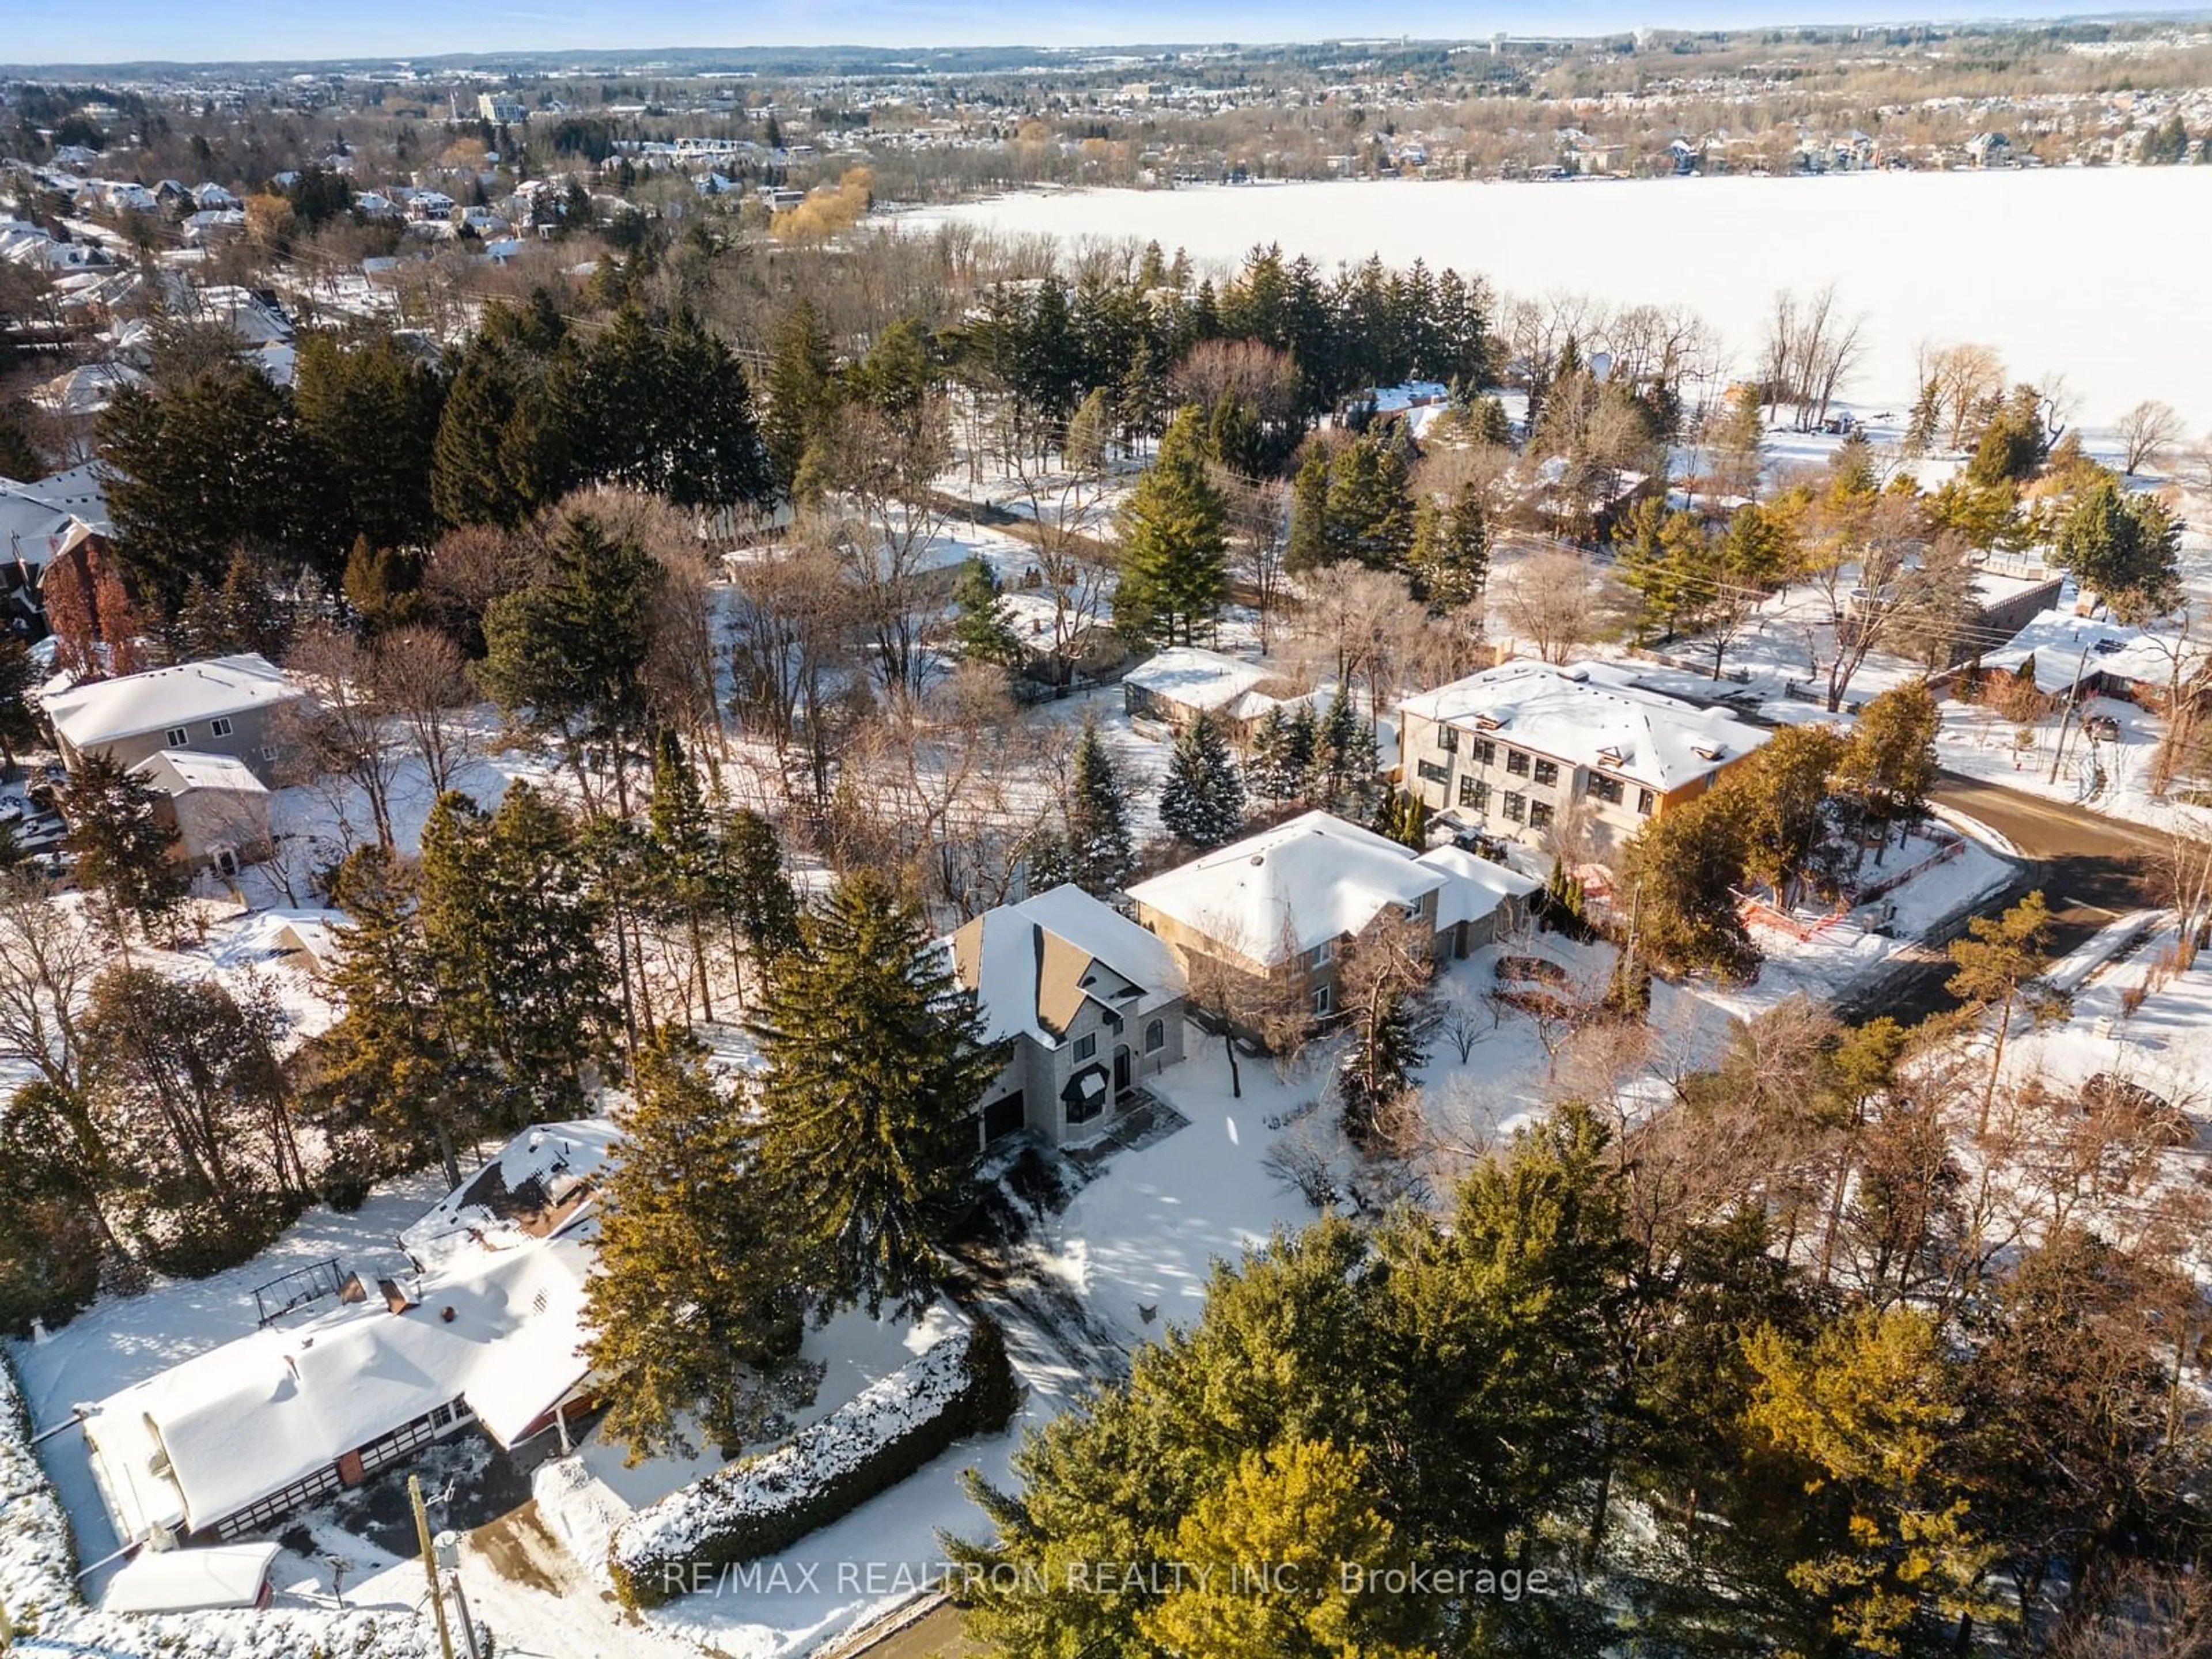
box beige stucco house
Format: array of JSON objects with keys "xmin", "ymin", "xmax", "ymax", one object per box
[
  {"xmin": 129, "ymin": 749, "xmax": 273, "ymax": 876},
  {"xmin": 1397, "ymin": 660, "xmax": 1770, "ymax": 857}
]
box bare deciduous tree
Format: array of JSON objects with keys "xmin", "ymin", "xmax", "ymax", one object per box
[
  {"xmin": 1496, "ymin": 546, "xmax": 1613, "ymax": 664},
  {"xmin": 2114, "ymin": 399, "xmax": 2183, "ymax": 476},
  {"xmin": 372, "ymin": 623, "xmax": 476, "ymax": 797}
]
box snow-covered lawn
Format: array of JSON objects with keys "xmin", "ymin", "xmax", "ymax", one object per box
[{"xmin": 1937, "ymin": 692, "xmax": 2212, "ymax": 842}]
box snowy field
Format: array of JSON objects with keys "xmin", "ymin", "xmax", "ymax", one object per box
[{"xmin": 906, "ymin": 168, "xmax": 2212, "ymax": 429}]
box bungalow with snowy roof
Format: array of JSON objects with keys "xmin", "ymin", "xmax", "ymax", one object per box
[
  {"xmin": 1397, "ymin": 659, "xmax": 1770, "ymax": 857},
  {"xmin": 949, "ymin": 883, "xmax": 1187, "ymax": 1146},
  {"xmin": 1122, "ymin": 646, "xmax": 1287, "ymax": 741},
  {"xmin": 43, "ymin": 652, "xmax": 306, "ymax": 782},
  {"xmin": 78, "ymin": 1120, "xmax": 618, "ymax": 1548},
  {"xmin": 1127, "ymin": 810, "xmax": 1536, "ymax": 1025},
  {"xmin": 1978, "ymin": 607, "xmax": 2211, "ymax": 707}
]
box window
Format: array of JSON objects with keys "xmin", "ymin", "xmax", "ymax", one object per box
[
  {"xmin": 1437, "ymin": 725, "xmax": 1459, "ymax": 753},
  {"xmin": 1416, "ymin": 759, "xmax": 1450, "ymax": 785},
  {"xmin": 1305, "ymin": 939, "xmax": 1334, "ymax": 969},
  {"xmin": 261, "ymin": 745, "xmax": 278, "ymax": 762},
  {"xmin": 1531, "ymin": 758, "xmax": 1559, "ymax": 787},
  {"xmin": 1588, "ymin": 773, "xmax": 1624, "ymax": 805},
  {"xmin": 1066, "ymin": 1089, "xmax": 1104, "ymax": 1126},
  {"xmin": 1310, "ymin": 984, "xmax": 1332, "ymax": 1016},
  {"xmin": 1145, "ymin": 1018, "xmax": 1165, "ymax": 1053},
  {"xmin": 209, "ymin": 717, "xmax": 234, "ymax": 738},
  {"xmin": 1505, "ymin": 749, "xmax": 1530, "ymax": 777},
  {"xmin": 164, "ymin": 726, "xmax": 189, "ymax": 747},
  {"xmin": 1529, "ymin": 801, "xmax": 1554, "ymax": 830},
  {"xmin": 1503, "ymin": 791, "xmax": 1527, "ymax": 824},
  {"xmin": 1074, "ymin": 1032, "xmax": 1096, "ymax": 1062},
  {"xmin": 1637, "ymin": 789, "xmax": 1657, "ymax": 816},
  {"xmin": 1471, "ymin": 737, "xmax": 1496, "ymax": 767},
  {"xmin": 1457, "ymin": 775, "xmax": 1490, "ymax": 810}
]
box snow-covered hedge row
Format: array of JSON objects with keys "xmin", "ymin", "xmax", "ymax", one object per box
[
  {"xmin": 610, "ymin": 1313, "xmax": 1020, "ymax": 1609},
  {"xmin": 1, "ymin": 1344, "xmax": 447, "ymax": 1658}
]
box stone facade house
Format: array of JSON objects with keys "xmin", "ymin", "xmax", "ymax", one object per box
[{"xmin": 949, "ymin": 884, "xmax": 1188, "ymax": 1147}]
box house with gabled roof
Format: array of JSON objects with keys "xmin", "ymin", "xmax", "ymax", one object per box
[
  {"xmin": 948, "ymin": 883, "xmax": 1187, "ymax": 1146},
  {"xmin": 43, "ymin": 652, "xmax": 306, "ymax": 782},
  {"xmin": 78, "ymin": 1120, "xmax": 618, "ymax": 1550}
]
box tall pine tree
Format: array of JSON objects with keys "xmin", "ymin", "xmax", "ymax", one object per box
[
  {"xmin": 584, "ymin": 1025, "xmax": 808, "ymax": 1460},
  {"xmin": 1113, "ymin": 405, "xmax": 1228, "ymax": 646},
  {"xmin": 1065, "ymin": 715, "xmax": 1134, "ymax": 894},
  {"xmin": 751, "ymin": 870, "xmax": 1007, "ymax": 1319}
]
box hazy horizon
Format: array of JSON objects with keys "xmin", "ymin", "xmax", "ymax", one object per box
[{"xmin": 5, "ymin": 1, "xmax": 2207, "ymax": 74}]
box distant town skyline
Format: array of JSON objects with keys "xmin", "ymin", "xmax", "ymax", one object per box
[{"xmin": 5, "ymin": 0, "xmax": 2206, "ymax": 71}]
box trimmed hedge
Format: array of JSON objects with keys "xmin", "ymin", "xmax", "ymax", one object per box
[{"xmin": 610, "ymin": 1313, "xmax": 1021, "ymax": 1609}]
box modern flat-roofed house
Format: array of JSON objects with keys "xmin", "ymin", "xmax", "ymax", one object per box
[
  {"xmin": 1397, "ymin": 660, "xmax": 1769, "ymax": 855},
  {"xmin": 79, "ymin": 1120, "xmax": 616, "ymax": 1550},
  {"xmin": 43, "ymin": 652, "xmax": 305, "ymax": 782},
  {"xmin": 950, "ymin": 883, "xmax": 1187, "ymax": 1146},
  {"xmin": 1127, "ymin": 810, "xmax": 1531, "ymax": 1024}
]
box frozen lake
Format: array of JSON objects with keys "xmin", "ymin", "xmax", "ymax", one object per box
[{"xmin": 908, "ymin": 168, "xmax": 2212, "ymax": 431}]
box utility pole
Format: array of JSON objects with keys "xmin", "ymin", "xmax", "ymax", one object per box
[
  {"xmin": 2046, "ymin": 640, "xmax": 2094, "ymax": 786},
  {"xmin": 410, "ymin": 1475, "xmax": 456, "ymax": 1659}
]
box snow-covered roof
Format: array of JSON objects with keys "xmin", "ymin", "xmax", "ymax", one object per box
[
  {"xmin": 1127, "ymin": 809, "xmax": 1448, "ymax": 967},
  {"xmin": 101, "ymin": 1543, "xmax": 278, "ymax": 1613},
  {"xmin": 0, "ymin": 477, "xmax": 99, "ymax": 568},
  {"xmin": 30, "ymin": 360, "xmax": 146, "ymax": 416},
  {"xmin": 950, "ymin": 882, "xmax": 1183, "ymax": 1047},
  {"xmin": 44, "ymin": 653, "xmax": 303, "ymax": 751},
  {"xmin": 402, "ymin": 1118, "xmax": 622, "ymax": 1267},
  {"xmin": 1981, "ymin": 606, "xmax": 2207, "ymax": 695},
  {"xmin": 80, "ymin": 1121, "xmax": 616, "ymax": 1542},
  {"xmin": 1399, "ymin": 659, "xmax": 1770, "ymax": 793},
  {"xmin": 1415, "ymin": 844, "xmax": 1542, "ymax": 929},
  {"xmin": 1123, "ymin": 646, "xmax": 1275, "ymax": 715},
  {"xmin": 130, "ymin": 748, "xmax": 267, "ymax": 797}
]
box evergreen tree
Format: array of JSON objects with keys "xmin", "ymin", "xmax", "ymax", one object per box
[
  {"xmin": 1286, "ymin": 444, "xmax": 1333, "ymax": 574},
  {"xmin": 2052, "ymin": 475, "xmax": 2185, "ymax": 616},
  {"xmin": 751, "ymin": 870, "xmax": 1007, "ymax": 1319},
  {"xmin": 1836, "ymin": 681, "xmax": 1940, "ymax": 846},
  {"xmin": 1323, "ymin": 427, "xmax": 1416, "ymax": 570},
  {"xmin": 418, "ymin": 785, "xmax": 609, "ymax": 1125},
  {"xmin": 721, "ymin": 807, "xmax": 802, "ymax": 977},
  {"xmin": 1158, "ymin": 710, "xmax": 1245, "ymax": 849},
  {"xmin": 1372, "ymin": 783, "xmax": 1428, "ymax": 848},
  {"xmin": 313, "ymin": 846, "xmax": 487, "ymax": 1188},
  {"xmin": 1338, "ymin": 986, "xmax": 1424, "ymax": 1149},
  {"xmin": 1065, "ymin": 715, "xmax": 1134, "ymax": 894},
  {"xmin": 0, "ymin": 635, "xmax": 39, "ymax": 773},
  {"xmin": 950, "ymin": 556, "xmax": 1024, "ymax": 668},
  {"xmin": 763, "ymin": 298, "xmax": 838, "ymax": 499},
  {"xmin": 584, "ymin": 1025, "xmax": 808, "ymax": 1460},
  {"xmin": 1113, "ymin": 405, "xmax": 1228, "ymax": 646},
  {"xmin": 1314, "ymin": 689, "xmax": 1380, "ymax": 817},
  {"xmin": 62, "ymin": 753, "xmax": 187, "ymax": 944},
  {"xmin": 430, "ymin": 338, "xmax": 537, "ymax": 529},
  {"xmin": 1244, "ymin": 703, "xmax": 1314, "ymax": 807},
  {"xmin": 98, "ymin": 366, "xmax": 339, "ymax": 604},
  {"xmin": 478, "ymin": 514, "xmax": 662, "ymax": 797},
  {"xmin": 293, "ymin": 329, "xmax": 444, "ymax": 551},
  {"xmin": 648, "ymin": 730, "xmax": 722, "ymax": 1018},
  {"xmin": 1615, "ymin": 790, "xmax": 1758, "ymax": 982},
  {"xmin": 1407, "ymin": 480, "xmax": 1488, "ymax": 611}
]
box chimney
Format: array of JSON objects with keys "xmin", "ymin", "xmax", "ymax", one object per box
[{"xmin": 378, "ymin": 1277, "xmax": 417, "ymax": 1315}]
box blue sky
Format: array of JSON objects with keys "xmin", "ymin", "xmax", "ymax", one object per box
[{"xmin": 5, "ymin": 0, "xmax": 2203, "ymax": 69}]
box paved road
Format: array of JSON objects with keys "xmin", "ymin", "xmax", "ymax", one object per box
[{"xmin": 1841, "ymin": 771, "xmax": 2179, "ymax": 1024}]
